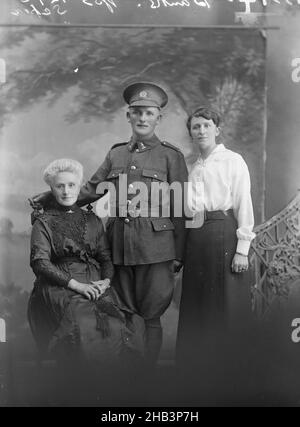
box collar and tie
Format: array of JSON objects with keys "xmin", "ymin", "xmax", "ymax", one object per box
[{"xmin": 127, "ymin": 134, "xmax": 161, "ymax": 152}]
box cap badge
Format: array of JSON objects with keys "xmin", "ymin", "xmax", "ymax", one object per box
[{"xmin": 139, "ymin": 91, "xmax": 148, "ymax": 98}]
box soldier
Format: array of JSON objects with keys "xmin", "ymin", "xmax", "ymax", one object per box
[{"xmin": 32, "ymin": 82, "xmax": 188, "ymax": 368}]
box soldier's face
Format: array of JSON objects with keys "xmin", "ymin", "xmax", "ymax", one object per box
[
  {"xmin": 190, "ymin": 117, "xmax": 220, "ymax": 151},
  {"xmin": 127, "ymin": 107, "xmax": 161, "ymax": 138}
]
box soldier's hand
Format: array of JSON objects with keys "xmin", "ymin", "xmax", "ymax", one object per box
[
  {"xmin": 30, "ymin": 191, "xmax": 52, "ymax": 208},
  {"xmin": 173, "ymin": 260, "xmax": 183, "ymax": 274}
]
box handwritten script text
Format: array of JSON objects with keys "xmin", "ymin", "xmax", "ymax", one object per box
[
  {"xmin": 10, "ymin": 0, "xmax": 300, "ymax": 19},
  {"xmin": 148, "ymin": 0, "xmax": 210, "ymax": 8}
]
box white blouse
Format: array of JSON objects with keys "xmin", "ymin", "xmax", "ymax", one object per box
[{"xmin": 188, "ymin": 144, "xmax": 256, "ymax": 256}]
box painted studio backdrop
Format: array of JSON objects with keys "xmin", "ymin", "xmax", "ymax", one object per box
[{"xmin": 0, "ymin": 27, "xmax": 266, "ymax": 362}]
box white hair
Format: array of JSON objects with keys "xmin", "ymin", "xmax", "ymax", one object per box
[{"xmin": 43, "ymin": 158, "xmax": 83, "ymax": 186}]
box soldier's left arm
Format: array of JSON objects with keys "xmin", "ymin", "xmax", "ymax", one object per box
[
  {"xmin": 167, "ymin": 150, "xmax": 189, "ymax": 263},
  {"xmin": 77, "ymin": 152, "xmax": 112, "ymax": 207}
]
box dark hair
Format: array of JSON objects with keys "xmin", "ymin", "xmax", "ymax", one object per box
[{"xmin": 186, "ymin": 107, "xmax": 221, "ymax": 135}]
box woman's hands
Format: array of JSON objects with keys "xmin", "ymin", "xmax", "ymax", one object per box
[
  {"xmin": 231, "ymin": 253, "xmax": 249, "ymax": 274},
  {"xmin": 68, "ymin": 278, "xmax": 111, "ymax": 301},
  {"xmin": 90, "ymin": 279, "xmax": 111, "ymax": 295}
]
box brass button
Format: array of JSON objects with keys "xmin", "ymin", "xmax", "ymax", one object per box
[
  {"xmin": 127, "ymin": 200, "xmax": 132, "ymax": 205},
  {"xmin": 124, "ymin": 218, "xmax": 130, "ymax": 224},
  {"xmin": 129, "ymin": 184, "xmax": 134, "ymax": 189},
  {"xmin": 131, "ymin": 165, "xmax": 137, "ymax": 170},
  {"xmin": 154, "ymin": 174, "xmax": 158, "ymax": 178}
]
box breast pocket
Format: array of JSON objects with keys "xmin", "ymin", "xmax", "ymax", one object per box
[
  {"xmin": 151, "ymin": 218, "xmax": 175, "ymax": 232},
  {"xmin": 142, "ymin": 169, "xmax": 167, "ymax": 183},
  {"xmin": 142, "ymin": 169, "xmax": 168, "ymax": 195}
]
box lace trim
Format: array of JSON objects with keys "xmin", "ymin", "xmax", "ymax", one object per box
[
  {"xmin": 32, "ymin": 259, "xmax": 71, "ymax": 288},
  {"xmin": 44, "ymin": 210, "xmax": 87, "ymax": 257}
]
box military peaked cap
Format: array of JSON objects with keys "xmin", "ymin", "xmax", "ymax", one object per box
[{"xmin": 123, "ymin": 82, "xmax": 168, "ymax": 109}]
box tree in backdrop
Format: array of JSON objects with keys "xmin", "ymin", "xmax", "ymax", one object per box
[
  {"xmin": 0, "ymin": 27, "xmax": 265, "ymax": 133},
  {"xmin": 0, "ymin": 26, "xmax": 266, "ymax": 218}
]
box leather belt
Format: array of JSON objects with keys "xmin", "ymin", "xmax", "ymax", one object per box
[{"xmin": 204, "ymin": 209, "xmax": 234, "ymax": 221}]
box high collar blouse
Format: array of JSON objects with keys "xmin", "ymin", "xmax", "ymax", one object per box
[{"xmin": 188, "ymin": 144, "xmax": 256, "ymax": 256}]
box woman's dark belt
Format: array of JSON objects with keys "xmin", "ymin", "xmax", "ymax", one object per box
[
  {"xmin": 204, "ymin": 209, "xmax": 234, "ymax": 221},
  {"xmin": 55, "ymin": 257, "xmax": 84, "ymax": 264},
  {"xmin": 55, "ymin": 255, "xmax": 100, "ymax": 282},
  {"xmin": 55, "ymin": 254, "xmax": 99, "ymax": 267}
]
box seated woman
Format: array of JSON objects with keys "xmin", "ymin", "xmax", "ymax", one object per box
[{"xmin": 28, "ymin": 159, "xmax": 144, "ymax": 372}]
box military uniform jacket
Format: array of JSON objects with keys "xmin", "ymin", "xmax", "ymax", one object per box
[{"xmin": 79, "ymin": 135, "xmax": 188, "ymax": 266}]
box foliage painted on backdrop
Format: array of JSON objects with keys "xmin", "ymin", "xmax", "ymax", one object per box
[
  {"xmin": 0, "ymin": 28, "xmax": 265, "ymax": 131},
  {"xmin": 0, "ymin": 27, "xmax": 266, "ymax": 222}
]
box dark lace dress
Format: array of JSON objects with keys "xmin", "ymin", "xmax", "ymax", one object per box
[{"xmin": 28, "ymin": 201, "xmax": 145, "ymax": 366}]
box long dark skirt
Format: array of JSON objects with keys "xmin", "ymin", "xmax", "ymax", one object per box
[
  {"xmin": 28, "ymin": 283, "xmax": 145, "ymax": 368},
  {"xmin": 176, "ymin": 213, "xmax": 253, "ymax": 372},
  {"xmin": 28, "ymin": 283, "xmax": 147, "ymax": 405}
]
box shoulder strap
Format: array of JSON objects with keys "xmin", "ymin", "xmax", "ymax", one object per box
[
  {"xmin": 161, "ymin": 141, "xmax": 181, "ymax": 153},
  {"xmin": 110, "ymin": 142, "xmax": 128, "ymax": 150}
]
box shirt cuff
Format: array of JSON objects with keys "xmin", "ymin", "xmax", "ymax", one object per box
[{"xmin": 236, "ymin": 239, "xmax": 251, "ymax": 256}]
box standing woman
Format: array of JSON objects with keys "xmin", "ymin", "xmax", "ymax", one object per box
[{"xmin": 176, "ymin": 107, "xmax": 256, "ymax": 370}]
